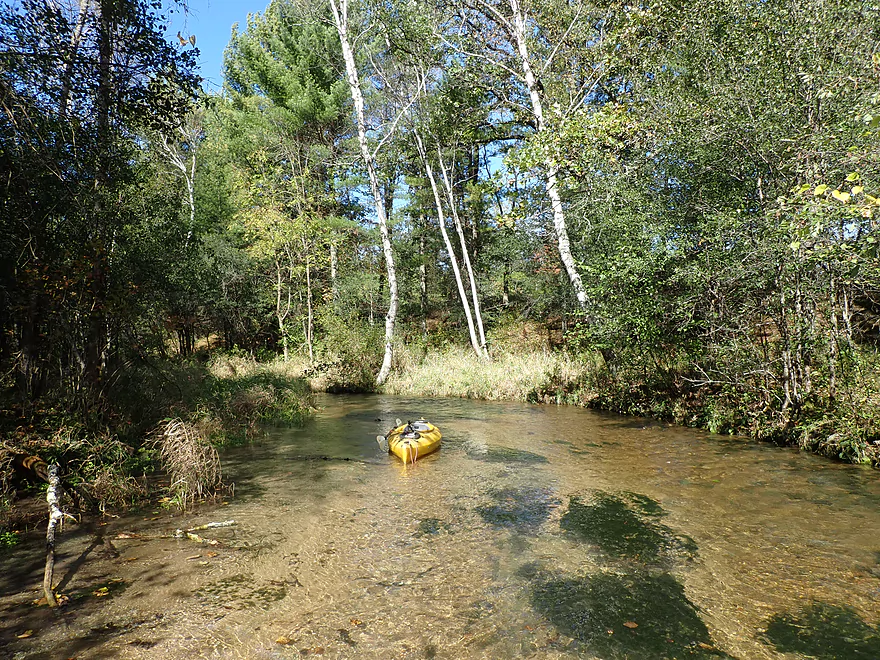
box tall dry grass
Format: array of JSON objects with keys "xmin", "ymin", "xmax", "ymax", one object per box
[
  {"xmin": 383, "ymin": 346, "xmax": 593, "ymax": 401},
  {"xmin": 152, "ymin": 418, "xmax": 222, "ymax": 509}
]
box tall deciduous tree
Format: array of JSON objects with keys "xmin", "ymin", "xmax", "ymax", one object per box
[
  {"xmin": 327, "ymin": 0, "xmax": 400, "ymax": 385},
  {"xmin": 443, "ymin": 0, "xmax": 599, "ymax": 312},
  {"xmin": 0, "ymin": 0, "xmax": 199, "ymax": 407}
]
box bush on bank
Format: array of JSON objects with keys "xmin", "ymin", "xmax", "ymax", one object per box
[{"xmin": 0, "ymin": 351, "xmax": 314, "ymax": 517}]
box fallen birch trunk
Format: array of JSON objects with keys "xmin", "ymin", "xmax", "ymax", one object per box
[
  {"xmin": 115, "ymin": 520, "xmax": 237, "ymax": 545},
  {"xmin": 42, "ymin": 464, "xmax": 63, "ymax": 607}
]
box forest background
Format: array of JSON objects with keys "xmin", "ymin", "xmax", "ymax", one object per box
[{"xmin": 1, "ymin": 0, "xmax": 879, "ymax": 518}]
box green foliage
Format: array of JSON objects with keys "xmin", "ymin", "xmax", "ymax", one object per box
[
  {"xmin": 0, "ymin": 530, "xmax": 20, "ymax": 548},
  {"xmin": 310, "ymin": 310, "xmax": 383, "ymax": 392}
]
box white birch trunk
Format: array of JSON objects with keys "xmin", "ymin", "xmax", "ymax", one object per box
[
  {"xmin": 414, "ymin": 132, "xmax": 482, "ymax": 357},
  {"xmin": 43, "ymin": 464, "xmax": 63, "ymax": 607},
  {"xmin": 508, "ymin": 0, "xmax": 588, "ymax": 309},
  {"xmin": 276, "ymin": 258, "xmax": 289, "ymax": 362},
  {"xmin": 436, "ymin": 147, "xmax": 489, "ymax": 358},
  {"xmin": 329, "ymin": 241, "xmax": 338, "ymax": 300},
  {"xmin": 329, "ymin": 0, "xmax": 398, "ymax": 385},
  {"xmin": 419, "ymin": 230, "xmax": 428, "ymax": 340},
  {"xmin": 303, "ymin": 236, "xmax": 314, "ymax": 363},
  {"xmin": 59, "ymin": 0, "xmax": 93, "ymax": 117}
]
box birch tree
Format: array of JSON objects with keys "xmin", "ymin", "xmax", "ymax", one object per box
[
  {"xmin": 156, "ymin": 107, "xmax": 203, "ymax": 246},
  {"xmin": 436, "ymin": 144, "xmax": 489, "ymax": 357},
  {"xmin": 445, "ymin": 0, "xmax": 597, "ymax": 310},
  {"xmin": 413, "ymin": 129, "xmax": 485, "ymax": 357},
  {"xmin": 328, "ymin": 0, "xmax": 400, "ymax": 385}
]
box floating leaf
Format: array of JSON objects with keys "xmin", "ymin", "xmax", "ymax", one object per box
[
  {"xmin": 275, "ymin": 636, "xmax": 292, "ymax": 645},
  {"xmin": 17, "ymin": 630, "xmax": 34, "ymax": 639},
  {"xmin": 624, "ymin": 621, "xmax": 639, "ymax": 628}
]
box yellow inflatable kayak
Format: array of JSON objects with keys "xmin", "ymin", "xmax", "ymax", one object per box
[{"xmin": 379, "ymin": 420, "xmax": 442, "ymax": 464}]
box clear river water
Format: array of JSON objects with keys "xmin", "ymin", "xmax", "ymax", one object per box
[{"xmin": 1, "ymin": 393, "xmax": 879, "ymax": 659}]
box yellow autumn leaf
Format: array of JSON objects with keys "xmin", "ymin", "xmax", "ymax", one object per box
[{"xmin": 831, "ymin": 190, "xmax": 850, "ymax": 203}]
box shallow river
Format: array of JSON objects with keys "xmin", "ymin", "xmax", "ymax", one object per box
[{"xmin": 1, "ymin": 394, "xmax": 879, "ymax": 659}]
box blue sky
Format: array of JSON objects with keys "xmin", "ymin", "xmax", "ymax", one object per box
[{"xmin": 167, "ymin": 0, "xmax": 271, "ymax": 92}]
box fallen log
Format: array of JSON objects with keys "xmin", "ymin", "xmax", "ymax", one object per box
[
  {"xmin": 115, "ymin": 520, "xmax": 237, "ymax": 546},
  {"xmin": 42, "ymin": 464, "xmax": 74, "ymax": 607}
]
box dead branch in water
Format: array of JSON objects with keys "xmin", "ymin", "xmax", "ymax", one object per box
[
  {"xmin": 42, "ymin": 464, "xmax": 75, "ymax": 607},
  {"xmin": 115, "ymin": 520, "xmax": 237, "ymax": 546}
]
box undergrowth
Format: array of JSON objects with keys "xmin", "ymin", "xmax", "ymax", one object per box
[{"xmin": 0, "ymin": 351, "xmax": 314, "ymax": 516}]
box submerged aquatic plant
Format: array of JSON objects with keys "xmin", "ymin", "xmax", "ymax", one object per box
[
  {"xmin": 763, "ymin": 602, "xmax": 880, "ymax": 659},
  {"xmin": 528, "ymin": 568, "xmax": 732, "ymax": 659}
]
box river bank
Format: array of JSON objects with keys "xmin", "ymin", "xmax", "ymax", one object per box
[{"xmin": 2, "ymin": 339, "xmax": 876, "ymax": 548}]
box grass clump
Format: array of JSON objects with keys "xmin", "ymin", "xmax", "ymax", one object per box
[
  {"xmin": 0, "ymin": 351, "xmax": 314, "ymax": 518},
  {"xmin": 199, "ymin": 355, "xmax": 314, "ymax": 443},
  {"xmin": 152, "ymin": 418, "xmax": 222, "ymax": 509}
]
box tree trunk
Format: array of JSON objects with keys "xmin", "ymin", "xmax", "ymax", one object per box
[
  {"xmin": 414, "ymin": 131, "xmax": 482, "ymax": 357},
  {"xmin": 84, "ymin": 0, "xmax": 114, "ymax": 400},
  {"xmin": 329, "ymin": 241, "xmax": 338, "ymax": 301},
  {"xmin": 329, "ymin": 0, "xmax": 398, "ymax": 385},
  {"xmin": 276, "ymin": 258, "xmax": 289, "ymax": 362},
  {"xmin": 508, "ymin": 0, "xmax": 588, "ymax": 310},
  {"xmin": 419, "ymin": 227, "xmax": 428, "ymax": 341},
  {"xmin": 436, "ymin": 147, "xmax": 489, "ymax": 358},
  {"xmin": 303, "ymin": 236, "xmax": 314, "ymax": 363},
  {"xmin": 59, "ymin": 0, "xmax": 93, "ymax": 117}
]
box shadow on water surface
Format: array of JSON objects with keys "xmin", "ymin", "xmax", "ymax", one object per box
[
  {"xmin": 475, "ymin": 486, "xmax": 560, "ymax": 535},
  {"xmin": 461, "ymin": 439, "xmax": 548, "ymax": 464},
  {"xmin": 522, "ymin": 565, "xmax": 735, "ymax": 660},
  {"xmin": 560, "ymin": 491, "xmax": 697, "ymax": 565},
  {"xmin": 763, "ymin": 602, "xmax": 880, "ymax": 659}
]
